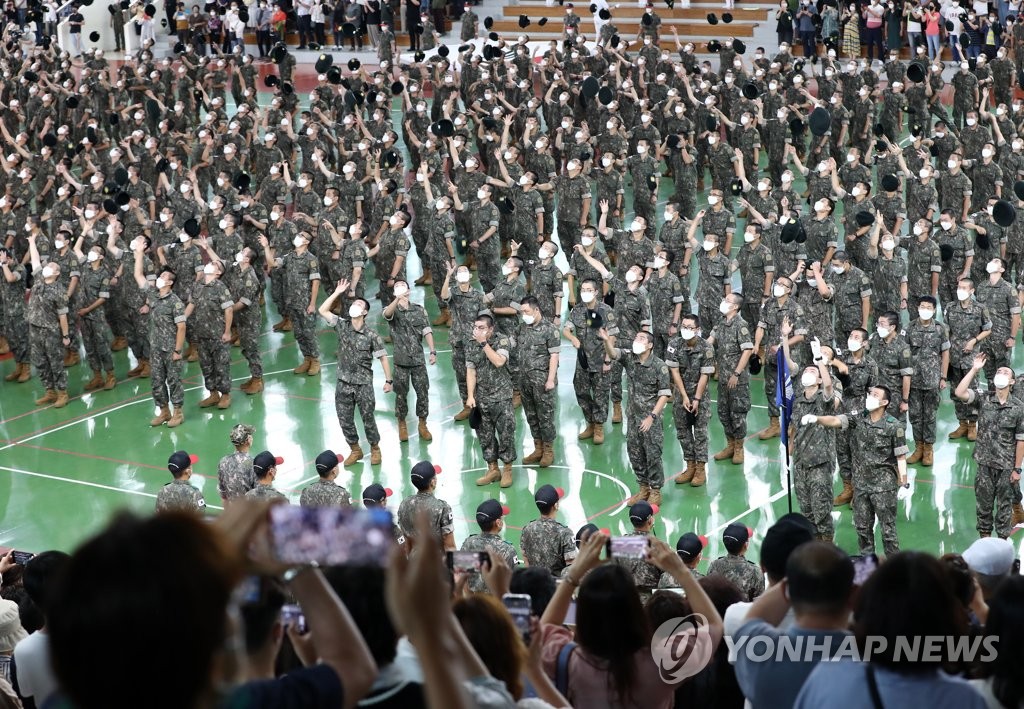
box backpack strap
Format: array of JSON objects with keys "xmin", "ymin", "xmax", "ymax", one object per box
[
  {"xmin": 555, "ymin": 640, "xmax": 577, "ymax": 698},
  {"xmin": 866, "ymin": 664, "xmax": 885, "ymax": 709}
]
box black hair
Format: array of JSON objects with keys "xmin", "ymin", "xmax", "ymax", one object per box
[
  {"xmin": 323, "ymin": 565, "xmax": 401, "ymax": 666},
  {"xmin": 977, "ymin": 576, "xmax": 1024, "ymax": 708},
  {"xmin": 785, "ymin": 542, "xmax": 854, "ymax": 615},
  {"xmin": 918, "ymin": 295, "xmax": 937, "ymax": 307},
  {"xmin": 510, "ymin": 567, "xmax": 556, "ymax": 617},
  {"xmin": 475, "ymin": 313, "xmax": 495, "ymax": 329},
  {"xmin": 520, "ymin": 295, "xmax": 540, "ymax": 310},
  {"xmin": 871, "ymin": 384, "xmax": 892, "ymax": 404},
  {"xmin": 239, "ymin": 577, "xmax": 286, "ymax": 654},
  {"xmin": 23, "ymin": 551, "xmax": 71, "ymax": 616}
]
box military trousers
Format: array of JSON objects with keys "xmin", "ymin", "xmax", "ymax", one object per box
[
  {"xmin": 717, "ymin": 376, "xmax": 751, "ymax": 440},
  {"xmin": 982, "ymin": 338, "xmax": 1011, "ymax": 384},
  {"xmin": 237, "ymin": 314, "xmax": 263, "ymax": 378},
  {"xmin": 475, "ymin": 239, "xmax": 501, "ymax": 294},
  {"xmin": 150, "ymin": 349, "xmax": 185, "ymax": 408},
  {"xmin": 287, "ymin": 306, "xmax": 320, "ymax": 359},
  {"xmin": 452, "ymin": 342, "xmax": 469, "ymax": 401},
  {"xmin": 394, "ymin": 363, "xmax": 429, "ymax": 420},
  {"xmin": 794, "ymin": 460, "xmax": 836, "ymax": 539},
  {"xmin": 335, "ymin": 379, "xmax": 380, "ymax": 446},
  {"xmin": 29, "ymin": 324, "xmax": 67, "ymax": 392},
  {"xmin": 520, "ymin": 370, "xmax": 556, "ymax": 443},
  {"xmin": 763, "ymin": 359, "xmax": 780, "ymax": 418},
  {"xmin": 197, "ymin": 337, "xmax": 232, "ymax": 395},
  {"xmin": 573, "ymin": 364, "xmax": 611, "ymax": 425},
  {"xmin": 80, "ymin": 315, "xmax": 113, "ymax": 373},
  {"xmin": 627, "ymin": 412, "xmax": 665, "ymax": 490},
  {"xmin": 852, "ymin": 487, "xmax": 900, "ymax": 556},
  {"xmin": 949, "ymin": 363, "xmax": 979, "ymax": 422},
  {"xmin": 908, "ymin": 386, "xmax": 940, "ymax": 444},
  {"xmin": 125, "ymin": 304, "xmax": 151, "ymax": 361},
  {"xmin": 2, "ymin": 315, "xmax": 29, "ymax": 363},
  {"xmin": 976, "ymin": 464, "xmax": 1015, "ymax": 538},
  {"xmin": 673, "ymin": 392, "xmax": 710, "ymax": 461},
  {"xmin": 556, "ymin": 219, "xmax": 582, "ymax": 259},
  {"xmin": 476, "ymin": 395, "xmax": 517, "ymax": 464},
  {"xmin": 836, "ymin": 426, "xmax": 854, "ymax": 483}
]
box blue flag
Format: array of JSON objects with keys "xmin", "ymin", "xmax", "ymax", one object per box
[{"xmin": 775, "ymin": 348, "xmax": 794, "ymax": 446}]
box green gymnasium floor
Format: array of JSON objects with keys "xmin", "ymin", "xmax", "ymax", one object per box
[{"xmin": 0, "ymin": 74, "xmax": 1016, "ymax": 567}]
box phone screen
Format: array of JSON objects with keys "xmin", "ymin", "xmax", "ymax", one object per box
[
  {"xmin": 503, "ymin": 593, "xmax": 532, "ymax": 642},
  {"xmin": 853, "ymin": 553, "xmax": 878, "ymax": 585},
  {"xmin": 608, "ymin": 536, "xmax": 649, "ymax": 559},
  {"xmin": 564, "ymin": 599, "xmax": 577, "ymax": 626},
  {"xmin": 269, "ymin": 506, "xmax": 395, "ymax": 566},
  {"xmin": 10, "ymin": 551, "xmax": 33, "ymax": 566},
  {"xmin": 280, "ymin": 604, "xmax": 307, "ymax": 633},
  {"xmin": 447, "ymin": 550, "xmax": 489, "ymax": 573}
]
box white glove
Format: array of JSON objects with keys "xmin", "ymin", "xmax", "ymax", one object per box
[
  {"xmin": 801, "ymin": 414, "xmax": 818, "ymax": 425},
  {"xmin": 810, "ymin": 337, "xmax": 822, "ymax": 360},
  {"xmin": 897, "ymin": 485, "xmax": 912, "ymax": 501}
]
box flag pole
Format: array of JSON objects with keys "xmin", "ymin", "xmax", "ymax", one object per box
[{"xmin": 776, "ymin": 348, "xmax": 794, "ymax": 513}]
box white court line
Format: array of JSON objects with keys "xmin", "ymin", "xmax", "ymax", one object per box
[
  {"xmin": 707, "ymin": 488, "xmax": 790, "ymax": 537},
  {"xmin": 0, "ymin": 362, "xmax": 339, "ymax": 454},
  {"xmin": 0, "ymin": 464, "xmax": 225, "ymax": 510}
]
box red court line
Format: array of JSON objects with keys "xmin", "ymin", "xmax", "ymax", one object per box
[
  {"xmin": 1, "ymin": 392, "xmax": 152, "ymax": 441},
  {"xmin": 11, "ymin": 443, "xmax": 219, "ymax": 481}
]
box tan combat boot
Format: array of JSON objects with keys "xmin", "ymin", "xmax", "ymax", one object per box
[
  {"xmin": 967, "ymin": 421, "xmax": 977, "ymax": 441},
  {"xmin": 167, "ymin": 407, "xmax": 184, "ymax": 428},
  {"xmin": 612, "ymin": 401, "xmax": 622, "ymax": 424},
  {"xmin": 110, "ymin": 335, "xmax": 127, "ymax": 351},
  {"xmin": 150, "ymin": 406, "xmax": 171, "ymax": 426},
  {"xmin": 691, "ymin": 461, "xmax": 707, "ymax": 487},
  {"xmin": 53, "ymin": 390, "xmax": 69, "ymax": 408},
  {"xmin": 84, "ymin": 370, "xmax": 104, "ymax": 391},
  {"xmin": 647, "ymin": 488, "xmax": 662, "ymax": 506},
  {"xmin": 454, "ymin": 405, "xmax": 472, "ymax": 421},
  {"xmin": 757, "ymin": 417, "xmax": 781, "ymax": 440},
  {"xmin": 522, "ymin": 439, "xmax": 543, "ymax": 464},
  {"xmin": 418, "ymin": 418, "xmax": 433, "ymax": 441},
  {"xmin": 139, "ymin": 359, "xmax": 150, "ymax": 377},
  {"xmin": 344, "ymin": 444, "xmax": 364, "ymax": 466},
  {"xmin": 834, "ymin": 479, "xmax": 854, "ymax": 506},
  {"xmin": 539, "ymin": 441, "xmax": 554, "ymax": 468},
  {"xmin": 921, "ymin": 442, "xmax": 934, "ymax": 466},
  {"xmin": 199, "ymin": 391, "xmax": 221, "ymax": 408},
  {"xmin": 241, "ymin": 377, "xmax": 264, "ymax": 394},
  {"xmin": 370, "ymin": 445, "xmax": 382, "ymax": 465},
  {"xmin": 731, "ymin": 440, "xmax": 745, "ymax": 465},
  {"xmin": 16, "ymin": 362, "xmax": 30, "ymax": 382},
  {"xmin": 626, "ymin": 485, "xmax": 651, "ymax": 505},
  {"xmin": 1013, "ymin": 503, "xmax": 1024, "ymax": 526},
  {"xmin": 35, "ymin": 389, "xmax": 57, "ymax": 406},
  {"xmin": 593, "ymin": 423, "xmax": 605, "ymax": 444},
  {"xmin": 713, "ymin": 438, "xmax": 735, "ymax": 461},
  {"xmin": 500, "ymin": 462, "xmax": 513, "ymax": 488},
  {"xmin": 577, "ymin": 423, "xmax": 595, "ymax": 440},
  {"xmin": 104, "ymin": 371, "xmax": 116, "ymax": 390},
  {"xmin": 476, "ymin": 461, "xmax": 500, "ymax": 485},
  {"xmin": 306, "ymin": 358, "xmax": 321, "ymax": 376},
  {"xmin": 398, "ymin": 419, "xmax": 409, "ymax": 442},
  {"xmin": 293, "ymin": 356, "xmax": 311, "ymax": 375},
  {"xmin": 126, "ymin": 361, "xmax": 143, "ymax": 377},
  {"xmin": 675, "ymin": 461, "xmax": 697, "ymax": 485},
  {"xmin": 63, "ymin": 349, "xmax": 80, "ymax": 366},
  {"xmin": 948, "ymin": 421, "xmax": 969, "ymax": 439},
  {"xmin": 907, "ymin": 441, "xmax": 924, "ymax": 464},
  {"xmin": 217, "ymin": 393, "xmax": 232, "ymax": 409}
]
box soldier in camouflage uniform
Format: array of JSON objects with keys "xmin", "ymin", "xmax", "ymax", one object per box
[
  {"xmin": 613, "ymin": 502, "xmax": 662, "ymax": 601},
  {"xmin": 442, "ymin": 264, "xmax": 489, "ymax": 420},
  {"xmin": 657, "ymin": 533, "xmax": 706, "ymax": 589},
  {"xmin": 517, "ymin": 296, "xmax": 561, "ymax": 468},
  {"xmin": 567, "ymin": 230, "xmax": 611, "ymax": 305},
  {"xmin": 396, "ymin": 460, "xmax": 456, "ymax": 551},
  {"xmin": 934, "ymin": 211, "xmax": 975, "ymax": 309},
  {"xmin": 906, "ymin": 219, "xmax": 942, "ymax": 306},
  {"xmin": 261, "ymin": 231, "xmax": 321, "ymax": 376},
  {"xmin": 830, "ymin": 329, "xmax": 879, "ymax": 507},
  {"xmin": 526, "ymin": 241, "xmax": 563, "ymax": 323},
  {"xmin": 810, "ymin": 385, "xmax": 909, "ymax": 556},
  {"xmin": 72, "ymin": 241, "xmax": 115, "ymax": 391},
  {"xmin": 667, "ymin": 313, "xmax": 715, "ymax": 488},
  {"xmin": 601, "ymin": 329, "xmax": 671, "ymax": 506},
  {"xmin": 734, "ymin": 224, "xmax": 775, "ymax": 329},
  {"xmin": 467, "ymin": 185, "xmax": 502, "ymax": 293},
  {"xmin": 939, "ymin": 155, "xmax": 973, "ymax": 222},
  {"xmin": 185, "ymin": 261, "xmax": 235, "ymax": 411},
  {"xmin": 554, "ymin": 158, "xmax": 591, "ymax": 256},
  {"xmin": 955, "ymin": 355, "xmax": 1024, "ymax": 539},
  {"xmin": 519, "ymin": 484, "xmax": 577, "ymax": 577},
  {"xmin": 868, "ymin": 311, "xmax": 914, "ymax": 421},
  {"xmin": 421, "ymin": 181, "xmax": 459, "ymax": 325},
  {"xmin": 26, "ymin": 235, "xmax": 71, "ymax": 407},
  {"xmin": 132, "ymin": 244, "xmax": 187, "ymax": 428},
  {"xmin": 647, "ymin": 248, "xmax": 686, "ymax": 359},
  {"xmin": 155, "ymin": 451, "xmax": 206, "ymax": 514},
  {"xmin": 564, "ymin": 279, "xmax": 619, "ymax": 445},
  {"xmin": 244, "ymin": 451, "xmax": 288, "ymax": 501},
  {"xmin": 975, "ymin": 258, "xmax": 1020, "ymax": 385},
  {"xmin": 319, "ymin": 285, "xmax": 392, "ymax": 467},
  {"xmin": 753, "ymin": 275, "xmax": 808, "ymax": 439},
  {"xmin": 466, "ymin": 314, "xmax": 517, "ymax": 488},
  {"xmin": 707, "ymin": 523, "xmax": 765, "ymax": 602},
  {"xmin": 945, "ymin": 279, "xmax": 992, "ymax": 441},
  {"xmin": 708, "ymin": 293, "xmax": 755, "ymax": 465},
  {"xmin": 459, "ymin": 499, "xmax": 520, "ymax": 594},
  {"xmin": 217, "ymin": 423, "xmax": 256, "ymax": 504},
  {"xmin": 226, "ymin": 248, "xmax": 264, "ymax": 395},
  {"xmin": 300, "ymin": 450, "xmax": 353, "ymax": 508},
  {"xmin": 383, "ymin": 280, "xmax": 436, "ymax": 443},
  {"xmin": 0, "ymin": 248, "xmax": 29, "ymax": 382}
]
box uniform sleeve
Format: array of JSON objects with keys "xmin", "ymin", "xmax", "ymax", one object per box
[
  {"xmin": 438, "ymin": 500, "xmax": 455, "ymax": 536},
  {"xmin": 604, "ymin": 309, "xmax": 620, "ymax": 337},
  {"xmin": 891, "ymin": 423, "xmax": 910, "ymax": 457},
  {"xmin": 371, "ymin": 332, "xmax": 388, "ymax": 358},
  {"xmin": 898, "ymin": 346, "xmax": 914, "ymax": 376},
  {"xmin": 173, "ymin": 299, "xmax": 187, "ymax": 324},
  {"xmin": 738, "ymin": 324, "xmax": 754, "ymax": 350},
  {"xmin": 657, "ymin": 363, "xmax": 672, "ymax": 398},
  {"xmin": 494, "ymin": 336, "xmax": 511, "ymax": 360}
]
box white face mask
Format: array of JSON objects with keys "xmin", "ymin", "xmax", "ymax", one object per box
[
  {"xmin": 707, "ymin": 195, "xmax": 720, "ymax": 205},
  {"xmin": 456, "ymin": 271, "xmax": 471, "ymax": 284},
  {"xmin": 293, "ymin": 236, "xmax": 305, "ymax": 248},
  {"xmin": 881, "ymin": 238, "xmax": 895, "ymax": 251},
  {"xmin": 707, "ymin": 136, "xmax": 717, "ymax": 146},
  {"xmin": 800, "ymin": 371, "xmax": 818, "ymax": 388},
  {"xmin": 625, "ymin": 270, "xmax": 639, "ymax": 283},
  {"xmin": 178, "ymin": 234, "xmax": 190, "ymax": 244},
  {"xmin": 680, "ymin": 328, "xmax": 696, "ymax": 340},
  {"xmin": 773, "ymin": 284, "xmax": 787, "ymax": 297},
  {"xmin": 832, "ymin": 264, "xmax": 845, "ymax": 274},
  {"xmin": 955, "ymin": 288, "xmax": 971, "ymax": 302},
  {"xmin": 632, "ymin": 341, "xmax": 647, "ymax": 355},
  {"xmin": 940, "ymin": 221, "xmax": 953, "ymax": 231},
  {"xmin": 348, "ymin": 304, "xmax": 364, "ymax": 318},
  {"xmin": 987, "ymin": 262, "xmax": 1002, "ymax": 274},
  {"xmin": 877, "ymin": 326, "xmax": 891, "ymax": 339},
  {"xmin": 218, "ymin": 219, "xmax": 229, "ymax": 230},
  {"xmin": 702, "ymin": 240, "xmax": 716, "ymax": 252},
  {"xmin": 581, "ymin": 236, "xmax": 595, "ymax": 247},
  {"xmin": 54, "ymin": 238, "xmax": 66, "ymax": 249},
  {"xmin": 743, "ymin": 231, "xmax": 757, "ymax": 244},
  {"xmin": 87, "ymin": 252, "xmax": 100, "ymax": 263},
  {"xmin": 719, "ymin": 301, "xmax": 732, "ymax": 315},
  {"xmin": 948, "ymin": 159, "xmax": 958, "ymax": 169},
  {"xmin": 522, "ymin": 312, "xmax": 536, "ymax": 325},
  {"xmin": 781, "ymin": 174, "xmax": 792, "ymax": 184},
  {"xmin": 918, "ymin": 308, "xmax": 934, "ymax": 320},
  {"xmin": 807, "ymin": 278, "xmax": 817, "ymax": 287},
  {"xmin": 847, "ymin": 338, "xmax": 863, "ymax": 353},
  {"xmin": 179, "ymin": 184, "xmax": 191, "ymax": 194},
  {"xmin": 653, "ymin": 257, "xmax": 667, "ymax": 270},
  {"xmin": 851, "ymin": 186, "xmax": 864, "ymax": 197},
  {"xmin": 919, "ymin": 169, "xmax": 930, "ymax": 179},
  {"xmin": 84, "ymin": 209, "xmax": 96, "ymax": 220},
  {"xmin": 203, "ymin": 264, "xmax": 217, "ymax": 276},
  {"xmin": 155, "ymin": 277, "xmax": 167, "ymax": 289},
  {"xmin": 994, "ymin": 373, "xmax": 1011, "ymax": 389},
  {"xmin": 983, "ymin": 148, "xmax": 994, "ymax": 159},
  {"xmin": 967, "ymin": 118, "xmax": 977, "ymax": 126},
  {"xmin": 235, "ymin": 252, "xmax": 245, "ymax": 264},
  {"xmin": 581, "ymin": 291, "xmax": 596, "ymax": 304},
  {"xmin": 847, "ymin": 154, "xmax": 857, "ymax": 164},
  {"xmin": 865, "ymin": 394, "xmax": 882, "ymax": 411},
  {"xmin": 477, "ymin": 189, "xmax": 488, "ymax": 200}
]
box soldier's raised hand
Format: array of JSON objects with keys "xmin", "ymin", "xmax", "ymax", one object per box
[
  {"xmin": 972, "ymin": 352, "xmax": 987, "ymax": 371},
  {"xmin": 335, "ymin": 278, "xmax": 350, "ymax": 294},
  {"xmin": 781, "ymin": 316, "xmax": 793, "ymax": 338},
  {"xmin": 599, "ymin": 198, "xmax": 609, "ymax": 213},
  {"xmin": 801, "ymin": 414, "xmax": 818, "ymax": 425},
  {"xmin": 597, "ymin": 327, "xmax": 609, "ymax": 341}
]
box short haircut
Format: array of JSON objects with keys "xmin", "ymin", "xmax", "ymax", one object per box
[
  {"xmin": 510, "ymin": 567, "xmax": 556, "ymax": 617},
  {"xmin": 239, "ymin": 577, "xmax": 286, "ymax": 654},
  {"xmin": 785, "ymin": 542, "xmax": 854, "ymax": 615},
  {"xmin": 475, "ymin": 313, "xmax": 495, "ymax": 329}
]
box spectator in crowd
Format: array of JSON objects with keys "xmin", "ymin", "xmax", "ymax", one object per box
[
  {"xmin": 971, "ymin": 575, "xmax": 1024, "ymax": 709},
  {"xmin": 13, "ymin": 551, "xmax": 69, "ymax": 709},
  {"xmin": 962, "ymin": 537, "xmax": 1019, "ymax": 601}
]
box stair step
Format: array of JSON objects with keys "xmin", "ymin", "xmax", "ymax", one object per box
[
  {"xmin": 488, "ymin": 17, "xmax": 757, "ymax": 34},
  {"xmin": 500, "ymin": 5, "xmax": 766, "ymax": 19}
]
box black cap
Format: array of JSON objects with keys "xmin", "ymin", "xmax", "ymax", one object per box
[
  {"xmin": 362, "ymin": 482, "xmax": 393, "ymax": 506},
  {"xmin": 410, "ymin": 460, "xmax": 441, "ymax": 488},
  {"xmin": 253, "ymin": 450, "xmax": 282, "ymax": 474},
  {"xmin": 167, "ymin": 450, "xmax": 197, "ymax": 473},
  {"xmin": 314, "ymin": 449, "xmax": 341, "ymax": 475},
  {"xmin": 676, "ymin": 532, "xmax": 707, "ymax": 559},
  {"xmin": 534, "ymin": 484, "xmax": 564, "ymax": 510},
  {"xmin": 760, "ymin": 514, "xmax": 815, "ymax": 579},
  {"xmin": 576, "ymin": 523, "xmax": 600, "ymax": 544},
  {"xmin": 476, "ymin": 499, "xmax": 510, "ymax": 524},
  {"xmin": 832, "ymin": 250, "xmax": 849, "ymax": 262},
  {"xmin": 628, "ymin": 501, "xmax": 658, "ymax": 525},
  {"xmin": 881, "ymin": 173, "xmax": 900, "ymax": 192},
  {"xmin": 994, "ymin": 199, "xmax": 1017, "ymax": 227},
  {"xmin": 723, "ymin": 522, "xmax": 752, "ymax": 552}
]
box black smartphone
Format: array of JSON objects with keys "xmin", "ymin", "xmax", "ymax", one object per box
[
  {"xmin": 280, "ymin": 604, "xmax": 307, "ymax": 633},
  {"xmin": 607, "ymin": 536, "xmax": 649, "ymax": 559},
  {"xmin": 503, "ymin": 593, "xmax": 532, "ymax": 643},
  {"xmin": 10, "ymin": 551, "xmax": 33, "ymax": 566},
  {"xmin": 446, "ymin": 550, "xmax": 489, "ymax": 573},
  {"xmin": 269, "ymin": 506, "xmax": 395, "ymax": 566}
]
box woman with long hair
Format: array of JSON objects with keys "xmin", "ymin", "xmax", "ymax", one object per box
[
  {"xmin": 841, "ymin": 1, "xmax": 861, "ymax": 57},
  {"xmin": 971, "ymin": 575, "xmax": 1024, "ymax": 709}
]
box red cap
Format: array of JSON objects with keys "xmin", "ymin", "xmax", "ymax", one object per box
[
  {"xmin": 383, "ymin": 487, "xmax": 394, "ymax": 497},
  {"xmin": 274, "ymin": 456, "xmax": 285, "ymax": 465},
  {"xmin": 189, "ymin": 454, "xmax": 199, "ymax": 465},
  {"xmin": 651, "ymin": 504, "xmax": 660, "ymax": 515},
  {"xmin": 599, "ymin": 527, "xmax": 611, "ymax": 535},
  {"xmin": 336, "ymin": 453, "xmax": 345, "ymax": 462},
  {"xmin": 698, "ymin": 534, "xmax": 709, "ymax": 547},
  {"xmin": 433, "ymin": 464, "xmax": 443, "ymax": 474},
  {"xmin": 501, "ymin": 504, "xmax": 511, "ymax": 516}
]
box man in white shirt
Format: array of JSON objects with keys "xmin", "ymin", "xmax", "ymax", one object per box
[{"xmin": 296, "ymin": 0, "xmax": 312, "ymax": 48}]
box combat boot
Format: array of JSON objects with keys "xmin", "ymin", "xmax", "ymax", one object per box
[
  {"xmin": 185, "ymin": 344, "xmax": 198, "ymax": 362},
  {"xmin": 690, "ymin": 461, "xmax": 707, "ymax": 487},
  {"xmin": 344, "ymin": 444, "xmax": 364, "ymax": 466},
  {"xmin": 63, "ymin": 349, "xmax": 80, "ymax": 366},
  {"xmin": 306, "ymin": 358, "xmax": 321, "ymax": 376},
  {"xmin": 921, "ymin": 442, "xmax": 934, "ymax": 466},
  {"xmin": 593, "ymin": 423, "xmax": 605, "ymax": 444},
  {"xmin": 167, "ymin": 407, "xmax": 184, "ymax": 428},
  {"xmin": 414, "ymin": 269, "xmax": 432, "ymax": 286},
  {"xmin": 476, "ymin": 461, "xmax": 500, "ymax": 485},
  {"xmin": 4, "ymin": 364, "xmax": 19, "ymax": 382},
  {"xmin": 139, "ymin": 359, "xmax": 150, "ymax": 377},
  {"xmin": 834, "ymin": 479, "xmax": 854, "ymax": 506},
  {"xmin": 16, "ymin": 363, "xmax": 30, "ymax": 382},
  {"xmin": 150, "ymin": 406, "xmax": 171, "ymax": 426},
  {"xmin": 84, "ymin": 370, "xmax": 103, "ymax": 391},
  {"xmin": 104, "ymin": 370, "xmax": 116, "ymax": 390},
  {"xmin": 111, "ymin": 336, "xmax": 127, "ymax": 351},
  {"xmin": 126, "ymin": 361, "xmax": 144, "ymax": 377},
  {"xmin": 907, "ymin": 441, "xmax": 924, "ymax": 464},
  {"xmin": 523, "ymin": 439, "xmax": 543, "ymax": 464},
  {"xmin": 35, "ymin": 389, "xmax": 57, "ymax": 406},
  {"xmin": 539, "ymin": 441, "xmax": 554, "ymax": 468},
  {"xmin": 626, "ymin": 485, "xmax": 651, "ymax": 505},
  {"xmin": 713, "ymin": 438, "xmax": 735, "ymax": 461},
  {"xmin": 0, "ymin": 336, "xmax": 8, "ymax": 354},
  {"xmin": 647, "ymin": 488, "xmax": 662, "ymax": 506},
  {"xmin": 240, "ymin": 377, "xmax": 262, "ymax": 394},
  {"xmin": 731, "ymin": 440, "xmax": 745, "ymax": 465},
  {"xmin": 674, "ymin": 461, "xmax": 697, "ymax": 485},
  {"xmin": 967, "ymin": 421, "xmax": 977, "ymax": 441},
  {"xmin": 757, "ymin": 417, "xmax": 781, "ymax": 440},
  {"xmin": 199, "ymin": 391, "xmax": 221, "ymax": 408},
  {"xmin": 398, "ymin": 419, "xmax": 409, "ymax": 442},
  {"xmin": 217, "ymin": 393, "xmax": 232, "ymax": 409},
  {"xmin": 1013, "ymin": 503, "xmax": 1024, "ymax": 526},
  {"xmin": 418, "ymin": 418, "xmax": 433, "ymax": 441},
  {"xmin": 293, "ymin": 356, "xmax": 311, "ymax": 374},
  {"xmin": 500, "ymin": 462, "xmax": 513, "ymax": 488},
  {"xmin": 512, "ymin": 390, "xmax": 521, "ymax": 408},
  {"xmin": 53, "ymin": 390, "xmax": 69, "ymax": 408},
  {"xmin": 454, "ymin": 405, "xmax": 472, "ymax": 421},
  {"xmin": 432, "ymin": 310, "xmax": 451, "ymax": 326},
  {"xmin": 948, "ymin": 420, "xmax": 969, "ymax": 439},
  {"xmin": 577, "ymin": 423, "xmax": 595, "ymax": 440},
  {"xmin": 612, "ymin": 401, "xmax": 623, "ymax": 424},
  {"xmin": 273, "ymin": 317, "xmax": 292, "ymax": 332},
  {"xmin": 370, "ymin": 445, "xmax": 382, "ymax": 465}
]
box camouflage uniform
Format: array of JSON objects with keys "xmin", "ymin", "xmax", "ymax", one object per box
[
  {"xmin": 155, "ymin": 479, "xmax": 206, "ymax": 513},
  {"xmin": 735, "ymin": 241, "xmax": 775, "ymax": 329},
  {"xmin": 191, "ymin": 278, "xmax": 234, "ymax": 396},
  {"xmin": 425, "ymin": 203, "xmax": 456, "ymax": 310},
  {"xmin": 608, "ymin": 277, "xmax": 652, "ymax": 407},
  {"xmin": 707, "ymin": 553, "xmax": 765, "ymax": 602},
  {"xmin": 386, "ymin": 303, "xmax": 432, "ymax": 421},
  {"xmin": 975, "ymin": 277, "xmax": 1019, "ymax": 382},
  {"xmin": 907, "ymin": 234, "xmax": 944, "ymax": 307},
  {"xmin": 567, "ymin": 245, "xmax": 611, "ymax": 301},
  {"xmin": 937, "ymin": 170, "xmax": 972, "ymax": 219},
  {"xmin": 567, "ymin": 303, "xmax": 619, "ymax": 425},
  {"xmin": 791, "ymin": 385, "xmax": 840, "ymax": 539},
  {"xmin": 244, "ymin": 483, "xmax": 287, "ymax": 501},
  {"xmin": 333, "ymin": 319, "xmax": 387, "ymax": 447},
  {"xmin": 0, "ymin": 261, "xmax": 28, "ymax": 368},
  {"xmin": 519, "ymin": 516, "xmax": 577, "ymax": 577},
  {"xmin": 710, "ymin": 314, "xmax": 754, "ymax": 441},
  {"xmin": 837, "ymin": 411, "xmax": 909, "ymax": 556},
  {"xmin": 945, "ymin": 298, "xmax": 992, "ymax": 424},
  {"xmin": 518, "ymin": 318, "xmax": 561, "ymax": 447},
  {"xmin": 76, "ymin": 263, "xmax": 114, "ymax": 374},
  {"xmin": 964, "ymin": 388, "xmax": 1024, "ymax": 538},
  {"xmin": 934, "ymin": 225, "xmax": 974, "ymax": 308},
  {"xmin": 459, "ymin": 532, "xmax": 520, "ymax": 593},
  {"xmin": 230, "ymin": 264, "xmax": 263, "ymax": 380},
  {"xmin": 467, "ymin": 333, "xmax": 517, "ymax": 464},
  {"xmin": 611, "ymin": 347, "xmax": 671, "ymax": 490},
  {"xmin": 658, "ymin": 566, "xmax": 704, "ymax": 589},
  {"xmin": 647, "ymin": 270, "xmax": 686, "ymax": 359},
  {"xmin": 468, "ymin": 200, "xmax": 501, "ymax": 293},
  {"xmin": 397, "ymin": 490, "xmax": 455, "ymax": 546},
  {"xmin": 444, "ymin": 283, "xmax": 488, "ymax": 402},
  {"xmin": 835, "ymin": 354, "xmax": 879, "ymax": 487},
  {"xmin": 299, "ymin": 479, "xmax": 353, "ymax": 508},
  {"xmin": 828, "ymin": 265, "xmax": 873, "ymax": 345},
  {"xmin": 613, "ymin": 530, "xmax": 661, "ymax": 598},
  {"xmin": 758, "ymin": 298, "xmax": 808, "ymax": 418},
  {"xmin": 695, "ymin": 248, "xmax": 731, "ymax": 335},
  {"xmin": 279, "ymin": 250, "xmax": 321, "ymax": 361},
  {"xmin": 528, "ymin": 261, "xmax": 564, "ymax": 321},
  {"xmin": 867, "ymin": 331, "xmax": 914, "ymax": 420},
  {"xmin": 27, "ymin": 277, "xmax": 69, "ymax": 394},
  {"xmin": 374, "ymin": 227, "xmax": 411, "ymax": 306},
  {"xmin": 666, "ymin": 335, "xmax": 715, "ymax": 463},
  {"xmin": 216, "ymin": 451, "xmax": 255, "ymax": 501},
  {"xmin": 148, "ymin": 290, "xmax": 186, "ymax": 411},
  {"xmin": 555, "ymin": 174, "xmax": 590, "ymax": 256},
  {"xmin": 867, "ymin": 248, "xmax": 909, "ymax": 316}
]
